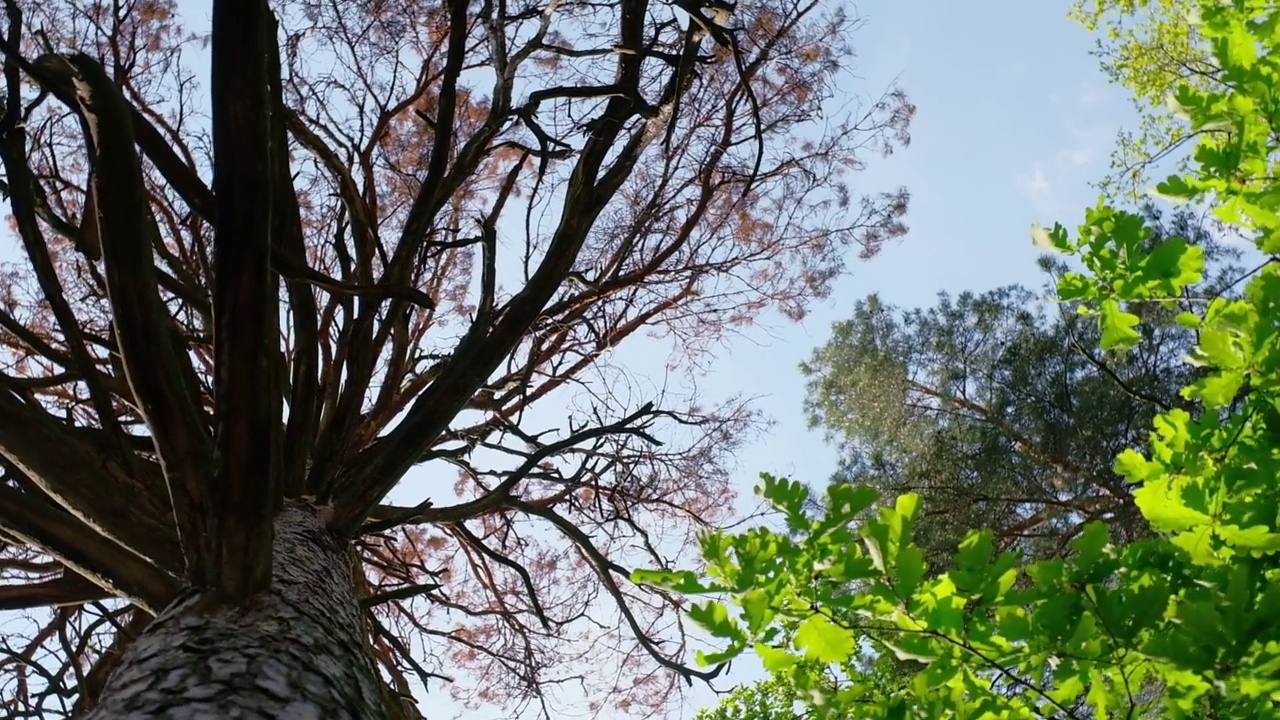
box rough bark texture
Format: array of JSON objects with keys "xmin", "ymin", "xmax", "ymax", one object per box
[{"xmin": 81, "ymin": 504, "xmax": 389, "ymax": 720}]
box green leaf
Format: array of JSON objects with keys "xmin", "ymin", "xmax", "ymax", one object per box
[
  {"xmin": 689, "ymin": 601, "xmax": 744, "ymax": 642},
  {"xmin": 1114, "ymin": 448, "xmax": 1158, "ymax": 482},
  {"xmin": 1049, "ymin": 674, "xmax": 1087, "ymax": 706},
  {"xmin": 1170, "ymin": 527, "xmax": 1220, "ymax": 566},
  {"xmin": 1185, "ymin": 369, "xmax": 1245, "ymax": 408},
  {"xmin": 794, "ymin": 614, "xmax": 856, "ymax": 663},
  {"xmin": 1142, "ymin": 237, "xmax": 1204, "ymax": 289},
  {"xmin": 1134, "ymin": 478, "xmax": 1214, "ymax": 533},
  {"xmin": 1151, "ymin": 174, "xmax": 1198, "ymax": 203},
  {"xmin": 1144, "ymin": 632, "xmax": 1216, "ymax": 673},
  {"xmin": 893, "ymin": 545, "xmax": 926, "ymax": 598},
  {"xmin": 1099, "ymin": 299, "xmax": 1141, "ymax": 351},
  {"xmin": 956, "ymin": 530, "xmax": 994, "ymax": 571},
  {"xmin": 894, "ymin": 493, "xmax": 921, "ymax": 522},
  {"xmin": 1167, "ymin": 88, "xmax": 1199, "ymax": 121},
  {"xmin": 1216, "ymin": 524, "xmax": 1280, "ymax": 554},
  {"xmin": 819, "ymin": 484, "xmax": 878, "ymax": 528},
  {"xmin": 631, "ymin": 569, "xmax": 717, "ymax": 593},
  {"xmin": 862, "ymin": 522, "xmax": 890, "ymax": 573},
  {"xmin": 1086, "ymin": 669, "xmax": 1113, "ymax": 717},
  {"xmin": 1058, "ymin": 272, "xmax": 1094, "ymax": 301},
  {"xmin": 1192, "ymin": 326, "xmax": 1246, "ymax": 369},
  {"xmin": 696, "ymin": 647, "xmax": 742, "ymax": 667},
  {"xmin": 1070, "ymin": 521, "xmax": 1111, "ymax": 582},
  {"xmin": 754, "ymin": 643, "xmax": 800, "ymax": 671},
  {"xmin": 1175, "ymin": 311, "xmax": 1202, "ymax": 328},
  {"xmin": 1176, "ymin": 600, "xmax": 1226, "ymax": 648},
  {"xmin": 997, "ymin": 607, "xmax": 1032, "ymax": 641},
  {"xmin": 881, "ymin": 637, "xmax": 938, "ymax": 664},
  {"xmin": 740, "ymin": 589, "xmax": 775, "ymax": 634},
  {"xmin": 1032, "ymin": 223, "xmax": 1071, "ymax": 252},
  {"xmin": 1034, "ymin": 592, "xmax": 1082, "ymax": 640},
  {"xmin": 685, "ymin": 7, "xmax": 1280, "ymax": 718},
  {"xmin": 757, "ymin": 473, "xmax": 811, "ymax": 532},
  {"xmin": 1219, "ymin": 19, "xmax": 1258, "ymax": 68}
]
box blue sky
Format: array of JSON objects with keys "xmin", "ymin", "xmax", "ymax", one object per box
[
  {"xmin": 677, "ymin": 1, "xmax": 1139, "ymax": 713},
  {"xmin": 703, "ymin": 0, "xmax": 1136, "ymax": 508}
]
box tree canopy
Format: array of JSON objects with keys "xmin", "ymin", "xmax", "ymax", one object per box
[
  {"xmin": 653, "ymin": 1, "xmax": 1280, "ymax": 718},
  {"xmin": 800, "ymin": 204, "xmax": 1243, "ymax": 566},
  {"xmin": 1070, "ymin": 0, "xmax": 1219, "ymax": 198}
]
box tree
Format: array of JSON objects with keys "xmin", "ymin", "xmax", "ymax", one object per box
[
  {"xmin": 800, "ymin": 204, "xmax": 1245, "ymax": 566},
  {"xmin": 1069, "ymin": 0, "xmax": 1220, "ymax": 199},
  {"xmin": 0, "ymin": 0, "xmax": 914, "ymax": 716},
  {"xmin": 650, "ymin": 1, "xmax": 1280, "ymax": 717},
  {"xmin": 692, "ymin": 676, "xmax": 807, "ymax": 720}
]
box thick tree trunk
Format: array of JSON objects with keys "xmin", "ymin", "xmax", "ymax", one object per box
[{"xmin": 82, "ymin": 503, "xmax": 389, "ymax": 719}]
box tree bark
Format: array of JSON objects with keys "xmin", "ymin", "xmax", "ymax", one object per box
[{"xmin": 82, "ymin": 503, "xmax": 389, "ymax": 719}]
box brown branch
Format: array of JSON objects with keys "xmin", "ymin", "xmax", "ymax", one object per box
[
  {"xmin": 0, "ymin": 570, "xmax": 108, "ymax": 611},
  {"xmin": 131, "ymin": 108, "xmax": 216, "ymax": 221},
  {"xmin": 329, "ymin": 0, "xmax": 658, "ymax": 531},
  {"xmin": 32, "ymin": 52, "xmax": 214, "ymax": 585},
  {"xmin": 0, "ymin": 484, "xmax": 178, "ymax": 612},
  {"xmin": 70, "ymin": 608, "xmax": 153, "ymax": 716},
  {"xmin": 307, "ymin": 0, "xmax": 521, "ymax": 487},
  {"xmin": 0, "ymin": 387, "xmax": 182, "ymax": 573},
  {"xmin": 361, "ymin": 402, "xmax": 659, "ymax": 533},
  {"xmin": 510, "ymin": 497, "xmax": 723, "ymax": 686},
  {"xmin": 1067, "ymin": 332, "xmax": 1173, "ymax": 412},
  {"xmin": 452, "ymin": 523, "xmax": 551, "ymax": 630},
  {"xmin": 0, "ymin": 307, "xmax": 75, "ymax": 370},
  {"xmin": 284, "ymin": 109, "xmax": 379, "ymax": 270},
  {"xmin": 361, "ymin": 582, "xmax": 442, "ymax": 608},
  {"xmin": 266, "ymin": 15, "xmax": 319, "ymax": 497},
  {"xmin": 273, "ymin": 249, "xmax": 437, "ymax": 310},
  {"xmin": 0, "ymin": 4, "xmax": 136, "ymax": 473}
]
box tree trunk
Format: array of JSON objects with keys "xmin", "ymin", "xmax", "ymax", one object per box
[{"xmin": 82, "ymin": 503, "xmax": 389, "ymax": 719}]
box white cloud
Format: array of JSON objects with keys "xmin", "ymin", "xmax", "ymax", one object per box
[
  {"xmin": 1061, "ymin": 146, "xmax": 1093, "ymax": 167},
  {"xmin": 1015, "ymin": 98, "xmax": 1114, "ymax": 218},
  {"xmin": 1057, "ymin": 130, "xmax": 1097, "ymax": 168},
  {"xmin": 1015, "ymin": 162, "xmax": 1058, "ymax": 216},
  {"xmin": 1077, "ymin": 82, "xmax": 1109, "ymax": 108}
]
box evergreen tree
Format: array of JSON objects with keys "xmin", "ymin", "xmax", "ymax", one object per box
[{"xmin": 801, "ymin": 205, "xmax": 1244, "ymax": 566}]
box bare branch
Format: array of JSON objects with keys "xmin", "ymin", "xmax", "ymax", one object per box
[
  {"xmin": 0, "ymin": 386, "xmax": 181, "ymax": 573},
  {"xmin": 31, "ymin": 52, "xmax": 214, "ymax": 583},
  {"xmin": 0, "ymin": 483, "xmax": 177, "ymax": 612},
  {"xmin": 0, "ymin": 569, "xmax": 108, "ymax": 611}
]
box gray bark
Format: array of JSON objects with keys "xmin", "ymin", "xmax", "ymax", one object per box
[{"xmin": 82, "ymin": 503, "xmax": 389, "ymax": 719}]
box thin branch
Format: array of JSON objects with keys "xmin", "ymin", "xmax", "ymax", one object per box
[
  {"xmin": 361, "ymin": 582, "xmax": 442, "ymax": 608},
  {"xmin": 330, "ymin": 0, "xmax": 657, "ymax": 530}
]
